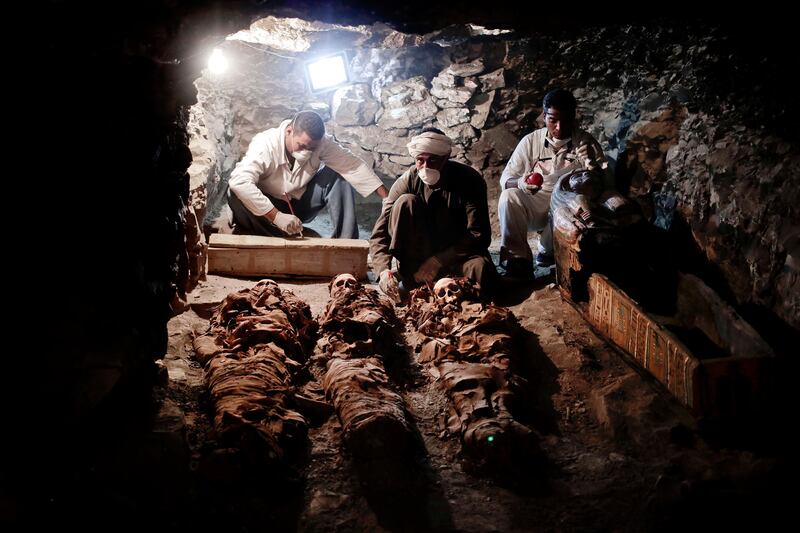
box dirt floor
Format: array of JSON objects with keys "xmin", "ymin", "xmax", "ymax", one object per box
[
  {"xmin": 141, "ymin": 271, "xmax": 793, "ymax": 532},
  {"xmin": 15, "ymin": 267, "xmax": 792, "ymax": 532}
]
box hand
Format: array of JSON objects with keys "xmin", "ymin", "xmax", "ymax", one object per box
[
  {"xmin": 272, "ymin": 211, "xmax": 303, "ymax": 235},
  {"xmin": 517, "ymin": 174, "xmax": 541, "ymax": 195},
  {"xmin": 413, "ymin": 256, "xmax": 442, "ymax": 284},
  {"xmin": 577, "ymin": 143, "xmax": 597, "ymax": 171},
  {"xmin": 378, "ymin": 270, "xmax": 400, "ymax": 302}
]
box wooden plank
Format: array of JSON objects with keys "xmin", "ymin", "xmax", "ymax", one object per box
[
  {"xmin": 208, "ymin": 247, "xmax": 368, "ymax": 279},
  {"xmin": 210, "ymin": 233, "xmax": 369, "ymax": 251},
  {"xmin": 207, "ymin": 235, "xmax": 369, "ymax": 279},
  {"xmin": 207, "ymin": 234, "xmax": 370, "ymax": 279}
]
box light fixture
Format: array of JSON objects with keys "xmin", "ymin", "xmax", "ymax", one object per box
[
  {"xmin": 208, "ymin": 48, "xmax": 228, "ymax": 75},
  {"xmin": 303, "ymin": 52, "xmax": 349, "ymax": 93}
]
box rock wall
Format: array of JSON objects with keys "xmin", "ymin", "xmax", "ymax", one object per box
[{"xmin": 191, "ymin": 19, "xmax": 798, "ymax": 333}]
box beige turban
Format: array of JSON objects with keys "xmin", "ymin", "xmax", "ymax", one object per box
[{"xmin": 406, "ymin": 131, "xmax": 453, "ymax": 158}]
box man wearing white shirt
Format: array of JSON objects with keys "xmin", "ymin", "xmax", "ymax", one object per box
[
  {"xmin": 498, "ymin": 89, "xmax": 609, "ymax": 278},
  {"xmin": 228, "ymin": 111, "xmax": 389, "ymax": 238}
]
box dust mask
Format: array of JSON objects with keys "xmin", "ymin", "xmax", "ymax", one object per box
[
  {"xmin": 547, "ymin": 135, "xmax": 571, "ymax": 150},
  {"xmin": 418, "ymin": 167, "xmax": 440, "ymax": 186},
  {"xmin": 292, "ymin": 149, "xmax": 312, "ymax": 164}
]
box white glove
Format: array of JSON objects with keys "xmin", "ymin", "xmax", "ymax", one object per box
[
  {"xmin": 378, "ymin": 269, "xmax": 400, "ymax": 302},
  {"xmin": 517, "ymin": 174, "xmax": 541, "ymax": 195},
  {"xmin": 273, "ymin": 211, "xmax": 303, "ymax": 235}
]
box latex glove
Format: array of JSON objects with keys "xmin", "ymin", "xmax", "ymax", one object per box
[
  {"xmin": 378, "ymin": 269, "xmax": 400, "ymax": 302},
  {"xmin": 517, "ymin": 174, "xmax": 541, "ymax": 195},
  {"xmin": 413, "ymin": 256, "xmax": 442, "ymax": 284},
  {"xmin": 576, "ymin": 143, "xmax": 598, "ymax": 171},
  {"xmin": 273, "ymin": 211, "xmax": 303, "ymax": 235}
]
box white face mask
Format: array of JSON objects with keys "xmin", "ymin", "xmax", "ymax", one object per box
[
  {"xmin": 547, "ymin": 135, "xmax": 571, "ymax": 149},
  {"xmin": 291, "ymin": 149, "xmax": 312, "ymax": 163},
  {"xmin": 418, "ymin": 167, "xmax": 440, "ymax": 186}
]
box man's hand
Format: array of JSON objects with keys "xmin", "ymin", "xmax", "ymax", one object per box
[
  {"xmin": 272, "ymin": 211, "xmax": 303, "ymax": 235},
  {"xmin": 517, "ymin": 174, "xmax": 541, "ymax": 195},
  {"xmin": 378, "ymin": 270, "xmax": 400, "ymax": 302},
  {"xmin": 413, "ymin": 256, "xmax": 442, "ymax": 284},
  {"xmin": 577, "ymin": 143, "xmax": 597, "ymax": 171},
  {"xmin": 375, "ymin": 184, "xmax": 390, "ymax": 199}
]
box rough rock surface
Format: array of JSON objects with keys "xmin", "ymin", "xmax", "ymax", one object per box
[{"xmin": 191, "ymin": 18, "xmax": 799, "ymax": 334}]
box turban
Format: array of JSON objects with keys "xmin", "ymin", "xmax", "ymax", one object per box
[{"xmin": 406, "ymin": 131, "xmax": 453, "ymax": 158}]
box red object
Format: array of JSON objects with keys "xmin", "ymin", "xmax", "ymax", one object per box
[
  {"xmin": 525, "ymin": 172, "xmax": 544, "ymax": 187},
  {"xmin": 283, "ymin": 192, "xmax": 297, "ymax": 216}
]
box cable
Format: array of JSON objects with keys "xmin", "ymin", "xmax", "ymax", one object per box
[{"xmin": 234, "ymin": 40, "xmax": 301, "ymax": 61}]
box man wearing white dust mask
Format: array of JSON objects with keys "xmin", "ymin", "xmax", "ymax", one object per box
[
  {"xmin": 497, "ymin": 88, "xmax": 610, "ymax": 278},
  {"xmin": 228, "ymin": 111, "xmax": 388, "ymax": 238},
  {"xmin": 371, "ymin": 128, "xmax": 497, "ymax": 302}
]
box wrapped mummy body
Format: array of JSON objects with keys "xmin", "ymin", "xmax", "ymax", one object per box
[
  {"xmin": 317, "ymin": 274, "xmax": 413, "ymax": 458},
  {"xmin": 408, "ymin": 278, "xmax": 538, "ymax": 469},
  {"xmin": 193, "ymin": 279, "xmax": 316, "ymax": 465}
]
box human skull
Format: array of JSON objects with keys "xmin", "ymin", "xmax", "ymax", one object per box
[
  {"xmin": 330, "ymin": 273, "xmax": 358, "ymax": 297},
  {"xmin": 433, "ymin": 277, "xmax": 462, "ymax": 305},
  {"xmin": 255, "ymin": 279, "xmax": 280, "ymax": 293}
]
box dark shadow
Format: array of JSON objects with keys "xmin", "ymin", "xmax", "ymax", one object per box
[
  {"xmin": 641, "ymin": 449, "xmax": 796, "ymax": 533},
  {"xmin": 696, "ymin": 312, "xmax": 799, "ymax": 455},
  {"xmin": 493, "ymin": 268, "xmax": 556, "ymax": 306},
  {"xmin": 382, "ymin": 333, "xmax": 428, "ymax": 392},
  {"xmin": 14, "ymin": 370, "xmax": 307, "ymax": 533},
  {"xmin": 516, "ymin": 328, "xmax": 562, "ymax": 438},
  {"xmin": 351, "ymin": 416, "xmax": 455, "ymax": 532},
  {"xmin": 664, "ymin": 216, "xmax": 738, "ymax": 304}
]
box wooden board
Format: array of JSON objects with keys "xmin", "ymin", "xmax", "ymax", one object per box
[{"xmin": 207, "ymin": 234, "xmax": 370, "ymax": 279}]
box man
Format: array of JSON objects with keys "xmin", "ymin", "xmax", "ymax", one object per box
[
  {"xmin": 498, "ymin": 88, "xmax": 609, "ymax": 278},
  {"xmin": 371, "ymin": 128, "xmax": 498, "ymax": 301},
  {"xmin": 228, "ymin": 111, "xmax": 388, "ymax": 238}
]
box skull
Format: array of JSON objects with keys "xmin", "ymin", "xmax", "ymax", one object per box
[
  {"xmin": 433, "ymin": 277, "xmax": 462, "ymax": 305},
  {"xmin": 330, "ymin": 273, "xmax": 358, "ymax": 297}
]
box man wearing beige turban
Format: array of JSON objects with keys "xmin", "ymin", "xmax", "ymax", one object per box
[{"xmin": 370, "ymin": 128, "xmax": 497, "ymax": 302}]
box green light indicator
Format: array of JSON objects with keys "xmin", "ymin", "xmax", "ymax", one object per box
[{"xmin": 487, "ymin": 435, "xmax": 495, "ymax": 443}]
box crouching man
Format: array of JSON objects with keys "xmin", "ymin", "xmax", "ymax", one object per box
[{"xmin": 370, "ymin": 129, "xmax": 498, "ymax": 302}]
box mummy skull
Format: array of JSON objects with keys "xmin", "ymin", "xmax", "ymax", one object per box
[
  {"xmin": 433, "ymin": 277, "xmax": 462, "ymax": 305},
  {"xmin": 331, "ymin": 273, "xmax": 358, "ymax": 297}
]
